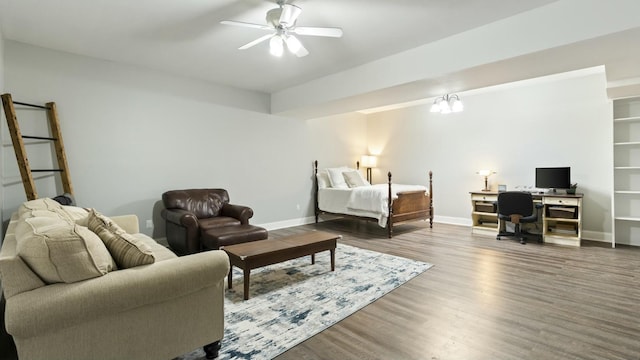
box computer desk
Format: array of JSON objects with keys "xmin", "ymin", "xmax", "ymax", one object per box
[{"xmin": 470, "ymin": 191, "xmax": 583, "ymax": 247}]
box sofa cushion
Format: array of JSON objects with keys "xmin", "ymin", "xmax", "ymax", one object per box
[
  {"xmin": 87, "ymin": 209, "xmax": 155, "ymax": 268},
  {"xmin": 61, "ymin": 205, "xmax": 90, "ymax": 226},
  {"xmin": 130, "ymin": 233, "xmax": 178, "ymax": 261},
  {"xmin": 18, "ymin": 198, "xmax": 74, "ymax": 222},
  {"xmin": 198, "ymin": 216, "xmax": 241, "ymax": 230},
  {"xmin": 14, "ymin": 216, "xmax": 116, "ymax": 284}
]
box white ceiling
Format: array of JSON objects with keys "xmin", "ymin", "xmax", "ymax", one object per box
[
  {"xmin": 0, "ymin": 0, "xmax": 558, "ymax": 93},
  {"xmin": 2, "ymin": 0, "xmax": 640, "ymax": 118}
]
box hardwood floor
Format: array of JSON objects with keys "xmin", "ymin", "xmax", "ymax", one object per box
[{"xmin": 270, "ymin": 219, "xmax": 640, "ymax": 360}]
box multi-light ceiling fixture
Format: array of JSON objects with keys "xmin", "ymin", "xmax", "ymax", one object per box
[
  {"xmin": 430, "ymin": 94, "xmax": 464, "ymax": 114},
  {"xmin": 221, "ymin": 1, "xmax": 343, "ymax": 58}
]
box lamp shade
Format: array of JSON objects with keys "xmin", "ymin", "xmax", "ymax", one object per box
[
  {"xmin": 269, "ymin": 35, "xmax": 284, "ymax": 57},
  {"xmin": 361, "ymin": 155, "xmax": 377, "ymax": 168},
  {"xmin": 285, "ymin": 35, "xmax": 302, "ymax": 53},
  {"xmin": 451, "ymin": 98, "xmax": 464, "ymax": 112},
  {"xmin": 477, "ymin": 169, "xmax": 494, "ymax": 176}
]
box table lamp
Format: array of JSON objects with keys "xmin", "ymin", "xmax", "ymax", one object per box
[
  {"xmin": 477, "ymin": 169, "xmax": 496, "ymax": 192},
  {"xmin": 361, "ymin": 155, "xmax": 377, "ymax": 183}
]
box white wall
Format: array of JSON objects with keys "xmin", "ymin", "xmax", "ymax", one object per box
[
  {"xmin": 2, "ymin": 41, "xmax": 367, "ymax": 237},
  {"xmin": 2, "ymin": 41, "xmax": 615, "ymax": 243},
  {"xmin": 307, "ymin": 112, "xmax": 368, "ymax": 169},
  {"xmin": 366, "ymin": 70, "xmax": 613, "ymax": 241}
]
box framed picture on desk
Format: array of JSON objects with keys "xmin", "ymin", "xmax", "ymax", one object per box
[{"xmin": 498, "ymin": 184, "xmax": 507, "ymax": 192}]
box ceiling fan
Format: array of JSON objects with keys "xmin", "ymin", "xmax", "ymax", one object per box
[{"xmin": 220, "ymin": 1, "xmax": 343, "ymax": 57}]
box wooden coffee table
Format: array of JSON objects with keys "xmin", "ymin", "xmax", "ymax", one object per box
[{"xmin": 222, "ymin": 231, "xmax": 340, "ymax": 300}]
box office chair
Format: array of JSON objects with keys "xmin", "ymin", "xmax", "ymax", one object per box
[{"xmin": 496, "ymin": 191, "xmax": 540, "ymax": 245}]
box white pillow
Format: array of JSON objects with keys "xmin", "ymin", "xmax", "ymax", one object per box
[
  {"xmin": 316, "ymin": 172, "xmax": 331, "ymax": 189},
  {"xmin": 326, "ymin": 167, "xmax": 350, "ymax": 189},
  {"xmin": 343, "ymin": 170, "xmax": 370, "ymax": 188}
]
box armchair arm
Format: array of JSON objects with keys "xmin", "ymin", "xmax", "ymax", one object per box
[
  {"xmin": 5, "ymin": 250, "xmax": 230, "ymax": 338},
  {"xmin": 221, "ymin": 204, "xmax": 254, "ymax": 225},
  {"xmin": 110, "ymin": 214, "xmax": 139, "ymax": 234},
  {"xmin": 161, "ymin": 208, "xmax": 198, "ymax": 229}
]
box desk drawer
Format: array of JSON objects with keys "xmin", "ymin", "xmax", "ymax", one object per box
[
  {"xmin": 544, "ymin": 197, "xmax": 580, "ymax": 206},
  {"xmin": 472, "ymin": 194, "xmax": 497, "ymax": 202}
]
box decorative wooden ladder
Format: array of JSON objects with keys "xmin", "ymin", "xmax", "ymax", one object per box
[{"xmin": 1, "ymin": 93, "xmax": 73, "ymax": 201}]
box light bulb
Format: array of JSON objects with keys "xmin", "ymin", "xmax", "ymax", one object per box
[
  {"xmin": 269, "ymin": 36, "xmax": 284, "ymax": 57},
  {"xmin": 285, "ymin": 35, "xmax": 302, "ymax": 53},
  {"xmin": 439, "ymin": 100, "xmax": 451, "ymax": 114},
  {"xmin": 451, "ymin": 98, "xmax": 464, "ymax": 112}
]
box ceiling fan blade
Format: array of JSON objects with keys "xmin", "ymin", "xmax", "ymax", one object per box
[
  {"xmin": 239, "ymin": 33, "xmax": 274, "ymax": 50},
  {"xmin": 220, "ymin": 20, "xmax": 272, "ymax": 31},
  {"xmin": 279, "ymin": 4, "xmax": 302, "ymax": 27},
  {"xmin": 285, "ymin": 35, "xmax": 309, "ymax": 57},
  {"xmin": 294, "ymin": 43, "xmax": 309, "ymax": 57},
  {"xmin": 292, "ymin": 26, "xmax": 343, "ymax": 38}
]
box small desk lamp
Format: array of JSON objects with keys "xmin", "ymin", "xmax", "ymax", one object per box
[
  {"xmin": 361, "ymin": 155, "xmax": 377, "ymax": 183},
  {"xmin": 477, "ymin": 170, "xmax": 496, "ymax": 192}
]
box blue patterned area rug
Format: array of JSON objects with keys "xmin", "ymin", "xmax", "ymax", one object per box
[{"xmin": 179, "ymin": 243, "xmax": 432, "ymax": 360}]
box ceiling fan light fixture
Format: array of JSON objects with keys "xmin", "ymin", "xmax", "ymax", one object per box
[
  {"xmin": 285, "ymin": 35, "xmax": 302, "ymax": 53},
  {"xmin": 279, "ymin": 4, "xmax": 302, "ymax": 27},
  {"xmin": 221, "ymin": 2, "xmax": 343, "ymax": 58},
  {"xmin": 269, "ymin": 35, "xmax": 284, "ymax": 57}
]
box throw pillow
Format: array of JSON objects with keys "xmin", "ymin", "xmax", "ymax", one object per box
[
  {"xmin": 316, "ymin": 172, "xmax": 331, "ymax": 189},
  {"xmin": 15, "ymin": 216, "xmax": 116, "ymax": 284},
  {"xmin": 343, "ymin": 170, "xmax": 370, "ymax": 188},
  {"xmin": 326, "ymin": 167, "xmax": 350, "ymax": 189},
  {"xmin": 61, "ymin": 205, "xmax": 90, "ymax": 226},
  {"xmin": 87, "ymin": 209, "xmax": 155, "ymax": 268},
  {"xmin": 18, "ymin": 198, "xmax": 74, "ymax": 222}
]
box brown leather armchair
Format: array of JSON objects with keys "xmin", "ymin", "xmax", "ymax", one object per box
[{"xmin": 161, "ymin": 189, "xmax": 267, "ymax": 255}]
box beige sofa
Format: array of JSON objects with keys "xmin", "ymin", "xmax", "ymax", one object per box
[{"xmin": 0, "ymin": 198, "xmax": 229, "ymax": 360}]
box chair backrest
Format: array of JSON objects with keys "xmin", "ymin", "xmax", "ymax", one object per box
[
  {"xmin": 497, "ymin": 191, "xmax": 534, "ymax": 217},
  {"xmin": 162, "ymin": 189, "xmax": 230, "ymax": 219}
]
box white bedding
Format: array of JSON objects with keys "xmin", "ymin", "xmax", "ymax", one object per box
[{"xmin": 318, "ymin": 184, "xmax": 428, "ymax": 227}]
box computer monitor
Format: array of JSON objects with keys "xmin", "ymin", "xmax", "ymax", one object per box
[{"xmin": 535, "ymin": 167, "xmax": 571, "ymax": 192}]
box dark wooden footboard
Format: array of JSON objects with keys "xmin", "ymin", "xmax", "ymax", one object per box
[
  {"xmin": 387, "ymin": 171, "xmax": 433, "ymax": 238},
  {"xmin": 314, "ymin": 160, "xmax": 433, "ymax": 238}
]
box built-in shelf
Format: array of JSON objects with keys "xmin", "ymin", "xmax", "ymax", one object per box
[
  {"xmin": 614, "ymin": 141, "xmax": 640, "ymax": 146},
  {"xmin": 614, "ymin": 116, "xmax": 640, "ymax": 122},
  {"xmin": 612, "ymin": 96, "xmax": 640, "ymax": 247},
  {"xmin": 614, "ymin": 216, "xmax": 640, "ymax": 222}
]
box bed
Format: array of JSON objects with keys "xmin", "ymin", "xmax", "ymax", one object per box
[{"xmin": 314, "ymin": 160, "xmax": 433, "ymax": 238}]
